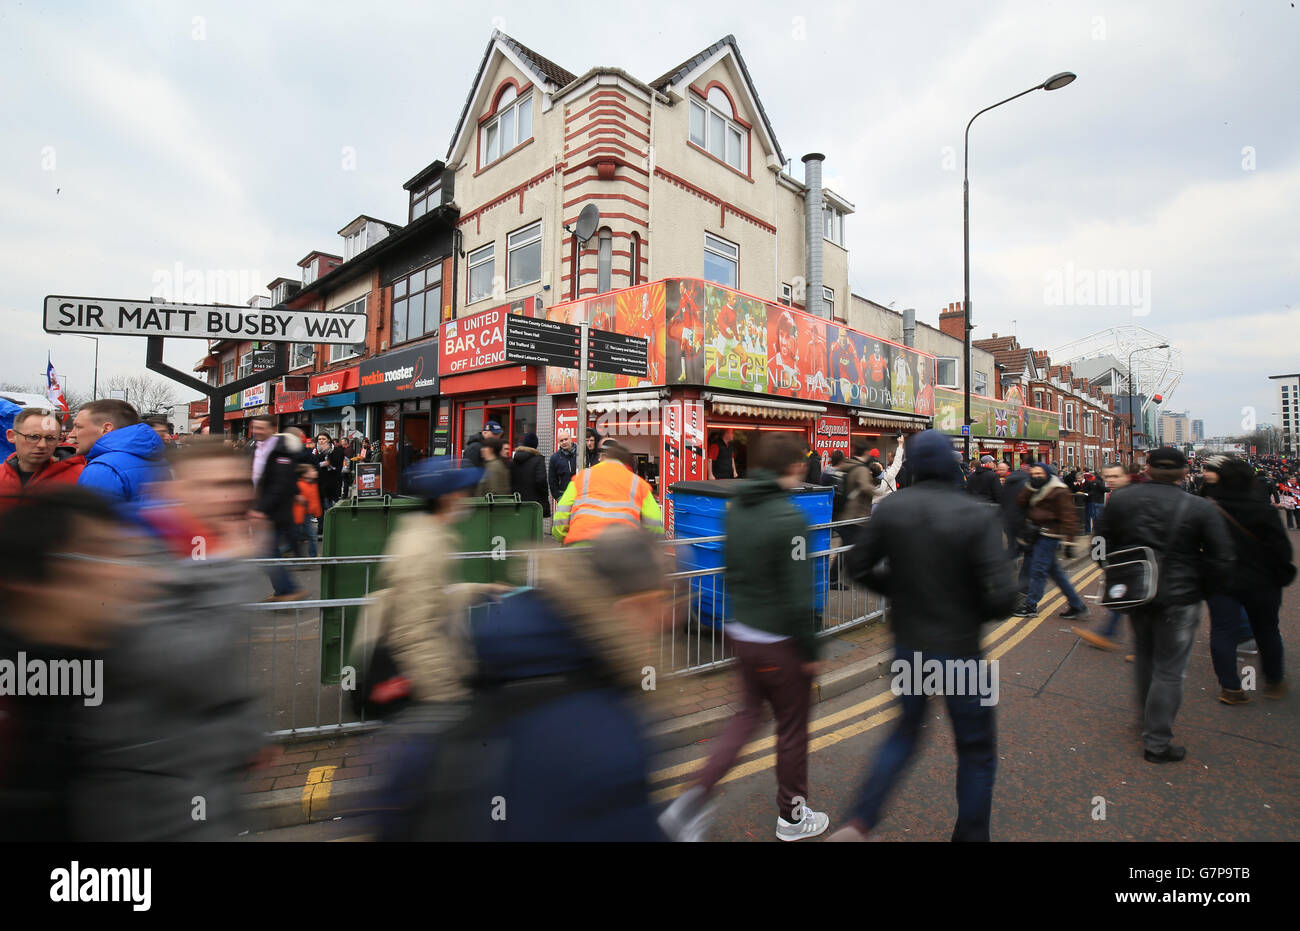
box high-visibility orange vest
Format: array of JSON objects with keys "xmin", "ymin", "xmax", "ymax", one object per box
[{"xmin": 564, "ymin": 461, "xmax": 653, "ymax": 544}]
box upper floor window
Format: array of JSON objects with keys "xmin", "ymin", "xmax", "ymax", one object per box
[
  {"xmin": 290, "ymin": 343, "xmax": 315, "ymax": 370},
  {"xmin": 221, "ymin": 358, "xmax": 235, "ymax": 385},
  {"xmin": 823, "ymin": 286, "xmax": 838, "ymax": 321},
  {"xmin": 824, "ymin": 206, "xmax": 845, "ymax": 246},
  {"xmin": 1065, "ymin": 403, "xmax": 1076, "ymax": 431},
  {"xmin": 630, "ymin": 233, "xmax": 641, "ymax": 286},
  {"xmin": 480, "ymin": 85, "xmax": 533, "ymax": 169},
  {"xmin": 411, "ymin": 180, "xmax": 441, "ymax": 221},
  {"xmin": 689, "ymin": 86, "xmax": 748, "ymax": 173},
  {"xmin": 703, "ymin": 232, "xmax": 738, "ymax": 288},
  {"xmin": 302, "ymin": 260, "xmax": 317, "ymax": 287},
  {"xmin": 343, "ymin": 230, "xmax": 367, "ymax": 262},
  {"xmin": 467, "ymin": 243, "xmax": 495, "ymax": 303},
  {"xmin": 508, "ymin": 221, "xmax": 542, "ymax": 291},
  {"xmin": 779, "ymin": 283, "xmax": 792, "ymax": 306},
  {"xmin": 936, "ymin": 357, "xmax": 958, "ymax": 389},
  {"xmin": 597, "ymin": 229, "xmax": 612, "ymax": 294},
  {"xmin": 973, "ymin": 370, "xmax": 988, "ymax": 395},
  {"xmin": 392, "ymin": 262, "xmax": 443, "ymax": 346},
  {"xmin": 1034, "ymin": 390, "xmax": 1044, "ymax": 408},
  {"xmin": 330, "ymin": 296, "xmax": 366, "ymax": 363}
]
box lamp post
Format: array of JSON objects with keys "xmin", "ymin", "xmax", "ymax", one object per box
[
  {"xmin": 963, "ymin": 71, "xmax": 1075, "ymax": 462},
  {"xmin": 1127, "ymin": 343, "xmax": 1168, "ymax": 464}
]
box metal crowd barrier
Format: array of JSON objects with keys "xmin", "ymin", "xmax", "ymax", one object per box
[{"xmin": 243, "ymin": 519, "xmax": 886, "ymax": 740}]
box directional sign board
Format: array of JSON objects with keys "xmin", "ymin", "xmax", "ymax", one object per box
[
  {"xmin": 44, "ymin": 296, "xmax": 367, "ymax": 344},
  {"xmin": 504, "ymin": 315, "xmax": 581, "ymax": 368},
  {"xmin": 587, "ymin": 329, "xmax": 648, "ymax": 377}
]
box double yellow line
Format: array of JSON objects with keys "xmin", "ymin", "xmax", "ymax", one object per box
[{"xmin": 648, "ymin": 564, "xmax": 1104, "ymax": 803}]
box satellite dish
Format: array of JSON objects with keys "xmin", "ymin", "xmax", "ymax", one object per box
[{"xmin": 575, "ymin": 204, "xmax": 600, "ymax": 243}]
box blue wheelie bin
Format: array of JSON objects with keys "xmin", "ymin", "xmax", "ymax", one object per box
[{"xmin": 667, "ymin": 480, "xmax": 832, "ymax": 629}]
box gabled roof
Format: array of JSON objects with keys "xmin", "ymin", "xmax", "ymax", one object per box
[
  {"xmin": 447, "ymin": 30, "xmax": 577, "ymax": 162},
  {"xmin": 649, "ymin": 34, "xmax": 784, "ymax": 166},
  {"xmin": 337, "ymin": 215, "xmax": 402, "ymax": 237},
  {"xmin": 973, "ymin": 335, "xmax": 1018, "ymax": 354},
  {"xmin": 298, "ymin": 250, "xmax": 343, "ymax": 267}
]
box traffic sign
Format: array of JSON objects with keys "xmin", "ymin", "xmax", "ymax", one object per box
[
  {"xmin": 44, "ymin": 295, "xmax": 366, "ymax": 344},
  {"xmin": 961, "ymin": 425, "xmax": 971, "ymax": 436}
]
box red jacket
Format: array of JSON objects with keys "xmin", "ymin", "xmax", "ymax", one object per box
[{"xmin": 0, "ymin": 453, "xmax": 85, "ymax": 505}]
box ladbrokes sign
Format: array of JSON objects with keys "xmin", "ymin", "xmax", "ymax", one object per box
[{"xmin": 358, "ymin": 341, "xmax": 438, "ymax": 404}]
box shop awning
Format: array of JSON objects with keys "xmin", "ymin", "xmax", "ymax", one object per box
[
  {"xmin": 586, "ymin": 389, "xmax": 668, "ymax": 413},
  {"xmin": 851, "ymin": 409, "xmax": 931, "ymax": 431},
  {"xmin": 704, "ymin": 392, "xmax": 826, "ymax": 420}
]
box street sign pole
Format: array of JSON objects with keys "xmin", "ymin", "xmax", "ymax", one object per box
[
  {"xmin": 577, "ymin": 320, "xmax": 589, "ymax": 472},
  {"xmin": 146, "ymin": 336, "xmax": 287, "ymax": 438}
]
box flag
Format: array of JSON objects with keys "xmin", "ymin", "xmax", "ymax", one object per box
[
  {"xmin": 46, "ymin": 354, "xmax": 69, "ymax": 417},
  {"xmin": 994, "ymin": 409, "xmax": 1009, "ymax": 437}
]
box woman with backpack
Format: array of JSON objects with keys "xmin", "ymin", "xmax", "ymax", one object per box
[{"xmin": 1201, "ymin": 456, "xmax": 1294, "ymax": 703}]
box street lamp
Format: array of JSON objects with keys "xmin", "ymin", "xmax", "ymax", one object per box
[
  {"xmin": 1127, "ymin": 343, "xmax": 1168, "ymax": 464},
  {"xmin": 963, "ymin": 71, "xmax": 1076, "ymax": 462},
  {"xmin": 52, "ymin": 333, "xmax": 99, "ymax": 401}
]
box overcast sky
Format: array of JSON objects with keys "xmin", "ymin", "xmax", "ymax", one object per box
[{"xmin": 2, "ymin": 0, "xmax": 1296, "ymax": 435}]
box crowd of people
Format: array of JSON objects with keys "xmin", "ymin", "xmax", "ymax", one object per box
[{"xmin": 2, "ymin": 395, "xmax": 1294, "ymax": 841}]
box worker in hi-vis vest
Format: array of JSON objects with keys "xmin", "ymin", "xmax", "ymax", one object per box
[{"xmin": 553, "ymin": 441, "xmax": 664, "ymax": 545}]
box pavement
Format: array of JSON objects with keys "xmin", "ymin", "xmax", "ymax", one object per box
[{"xmin": 238, "ymin": 531, "xmax": 1300, "ymax": 841}]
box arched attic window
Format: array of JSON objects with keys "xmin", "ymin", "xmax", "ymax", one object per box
[{"xmin": 688, "ymin": 83, "xmax": 747, "ymax": 172}]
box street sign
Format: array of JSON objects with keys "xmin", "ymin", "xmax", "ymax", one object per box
[
  {"xmin": 44, "ymin": 296, "xmax": 366, "ymax": 344},
  {"xmin": 586, "ymin": 328, "xmax": 648, "ymax": 377},
  {"xmin": 961, "ymin": 425, "xmax": 971, "ymax": 436},
  {"xmin": 503, "ymin": 315, "xmax": 581, "ymax": 368}
]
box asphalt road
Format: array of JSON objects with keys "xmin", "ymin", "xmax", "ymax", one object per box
[{"xmin": 649, "ymin": 533, "xmax": 1300, "ymax": 842}]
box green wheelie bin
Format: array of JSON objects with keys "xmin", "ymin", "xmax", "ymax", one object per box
[{"xmin": 318, "ymin": 493, "xmax": 543, "ymax": 683}]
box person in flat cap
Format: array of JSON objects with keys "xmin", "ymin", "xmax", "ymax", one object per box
[
  {"xmin": 1092, "ymin": 446, "xmax": 1235, "ymax": 764},
  {"xmin": 353, "ymin": 458, "xmax": 508, "ymax": 709}
]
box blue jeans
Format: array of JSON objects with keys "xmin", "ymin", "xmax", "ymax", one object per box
[
  {"xmin": 1022, "ymin": 537, "xmax": 1086, "ymax": 613},
  {"xmin": 851, "ymin": 647, "xmax": 997, "ymax": 841},
  {"xmin": 1098, "ymin": 609, "xmax": 1122, "ymax": 640},
  {"xmin": 295, "ymin": 518, "xmax": 318, "ymax": 557},
  {"xmin": 1086, "ymin": 501, "xmax": 1103, "ymax": 535},
  {"xmin": 265, "ymin": 523, "xmax": 297, "ymax": 596},
  {"xmin": 1207, "ymin": 591, "xmax": 1285, "ymax": 689}
]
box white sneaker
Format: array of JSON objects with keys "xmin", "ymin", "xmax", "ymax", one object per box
[
  {"xmin": 776, "ymin": 807, "xmax": 830, "ymax": 841},
  {"xmin": 658, "ymin": 787, "xmax": 716, "ymax": 842}
]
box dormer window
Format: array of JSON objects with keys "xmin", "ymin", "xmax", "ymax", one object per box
[
  {"xmin": 823, "ymin": 205, "xmax": 845, "ymax": 246},
  {"xmin": 411, "ymin": 180, "xmax": 441, "ymax": 220},
  {"xmin": 344, "ymin": 229, "xmax": 367, "ymax": 261},
  {"xmin": 302, "ymin": 260, "xmax": 317, "ymax": 287},
  {"xmin": 689, "ymin": 86, "xmax": 748, "ymax": 173},
  {"xmin": 272, "ymin": 283, "xmax": 288, "ymax": 305},
  {"xmin": 480, "ymin": 84, "xmax": 533, "ymax": 169}
]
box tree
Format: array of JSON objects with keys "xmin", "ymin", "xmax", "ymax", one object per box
[{"xmin": 102, "ymin": 374, "xmax": 179, "ymax": 415}]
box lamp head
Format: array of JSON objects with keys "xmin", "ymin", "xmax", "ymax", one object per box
[{"xmin": 1042, "ymin": 72, "xmax": 1077, "ymax": 91}]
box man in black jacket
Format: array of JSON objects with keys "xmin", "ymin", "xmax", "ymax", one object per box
[
  {"xmin": 1094, "ymin": 447, "xmax": 1235, "ymax": 763},
  {"xmin": 249, "ymin": 415, "xmax": 306, "ymax": 601},
  {"xmin": 997, "ymin": 461, "xmax": 1031, "ymax": 555},
  {"xmin": 548, "ymin": 430, "xmax": 578, "ymax": 503},
  {"xmin": 967, "ymin": 455, "xmax": 1001, "ymax": 505},
  {"xmin": 509, "ymin": 432, "xmax": 551, "ymax": 517},
  {"xmin": 832, "ymin": 430, "xmax": 1017, "ymax": 841}
]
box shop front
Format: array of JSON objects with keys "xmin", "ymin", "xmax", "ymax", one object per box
[
  {"xmin": 438, "ymin": 298, "xmax": 543, "ymax": 461},
  {"xmin": 541, "ymin": 277, "xmax": 937, "ymax": 534},
  {"xmin": 306, "ymin": 366, "xmax": 363, "ymax": 445},
  {"xmin": 357, "ymin": 339, "xmax": 439, "ymax": 492}
]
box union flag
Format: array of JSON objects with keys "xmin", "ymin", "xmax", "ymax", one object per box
[{"xmin": 994, "ymin": 409, "xmax": 1009, "ymax": 437}]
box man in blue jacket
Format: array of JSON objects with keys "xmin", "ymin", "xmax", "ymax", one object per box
[{"xmin": 71, "ymin": 400, "xmax": 166, "ymax": 504}]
